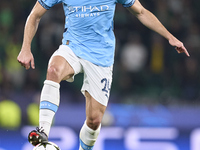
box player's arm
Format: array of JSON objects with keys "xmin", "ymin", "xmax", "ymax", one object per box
[
  {"xmin": 127, "ymin": 0, "xmax": 190, "ymax": 56},
  {"xmin": 17, "ymin": 1, "xmax": 48, "ymax": 69}
]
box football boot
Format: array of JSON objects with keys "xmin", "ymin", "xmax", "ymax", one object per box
[{"xmin": 28, "ymin": 127, "xmax": 48, "ymax": 146}]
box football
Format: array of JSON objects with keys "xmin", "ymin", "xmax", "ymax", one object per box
[{"xmin": 33, "ymin": 142, "xmax": 60, "ymax": 150}]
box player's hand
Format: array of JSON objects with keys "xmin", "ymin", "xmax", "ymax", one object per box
[
  {"xmin": 17, "ymin": 49, "xmax": 35, "ymax": 70},
  {"xmin": 169, "ymin": 38, "xmax": 190, "ymax": 57}
]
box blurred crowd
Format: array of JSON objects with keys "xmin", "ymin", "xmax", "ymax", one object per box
[{"xmin": 0, "ymin": 0, "xmax": 200, "ymax": 116}]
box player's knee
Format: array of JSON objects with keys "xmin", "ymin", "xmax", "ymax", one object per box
[
  {"xmin": 47, "ymin": 65, "xmax": 62, "ymax": 82},
  {"xmin": 87, "ymin": 116, "xmax": 101, "ymax": 130}
]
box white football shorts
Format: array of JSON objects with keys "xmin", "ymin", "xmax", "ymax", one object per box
[{"xmin": 50, "ymin": 45, "xmax": 113, "ymax": 106}]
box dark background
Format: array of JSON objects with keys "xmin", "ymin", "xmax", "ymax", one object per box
[{"xmin": 0, "ymin": 0, "xmax": 200, "ymax": 149}]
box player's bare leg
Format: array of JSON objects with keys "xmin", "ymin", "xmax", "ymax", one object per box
[
  {"xmin": 79, "ymin": 91, "xmax": 106, "ymax": 150},
  {"xmin": 28, "ymin": 55, "xmax": 74, "ymax": 146},
  {"xmin": 46, "ymin": 55, "xmax": 75, "ymax": 82}
]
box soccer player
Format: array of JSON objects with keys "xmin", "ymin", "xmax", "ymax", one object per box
[{"xmin": 17, "ymin": 0, "xmax": 190, "ymax": 149}]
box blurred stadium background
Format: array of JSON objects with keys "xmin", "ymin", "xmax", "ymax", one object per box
[{"xmin": 0, "ymin": 0, "xmax": 200, "ymax": 149}]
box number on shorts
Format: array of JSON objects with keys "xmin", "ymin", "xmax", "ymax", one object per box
[{"xmin": 101, "ymin": 78, "xmax": 111, "ymax": 98}]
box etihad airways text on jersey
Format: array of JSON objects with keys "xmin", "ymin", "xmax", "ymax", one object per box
[{"xmin": 68, "ymin": 5, "xmax": 109, "ymax": 13}]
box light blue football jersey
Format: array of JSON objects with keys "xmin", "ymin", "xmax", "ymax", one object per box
[{"xmin": 38, "ymin": 0, "xmax": 135, "ymax": 67}]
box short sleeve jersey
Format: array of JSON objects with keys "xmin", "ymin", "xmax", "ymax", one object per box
[{"xmin": 38, "ymin": 0, "xmax": 135, "ymax": 67}]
